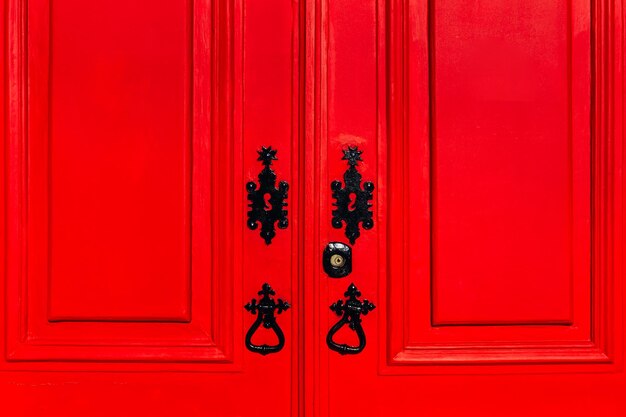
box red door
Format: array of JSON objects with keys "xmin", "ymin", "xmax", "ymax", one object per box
[
  {"xmin": 310, "ymin": 1, "xmax": 625, "ymax": 415},
  {"xmin": 2, "ymin": 0, "xmax": 298, "ymax": 415},
  {"xmin": 1, "ymin": 0, "xmax": 625, "ymax": 416}
]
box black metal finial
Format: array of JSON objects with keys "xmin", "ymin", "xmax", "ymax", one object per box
[
  {"xmin": 257, "ymin": 146, "xmax": 278, "ymax": 166},
  {"xmin": 341, "ymin": 145, "xmax": 363, "ymax": 167},
  {"xmin": 344, "ymin": 283, "xmax": 361, "ymax": 298},
  {"xmin": 257, "ymin": 282, "xmax": 276, "ymax": 297}
]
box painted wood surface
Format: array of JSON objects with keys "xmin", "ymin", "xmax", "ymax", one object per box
[{"xmin": 1, "ymin": 0, "xmax": 625, "ymax": 416}]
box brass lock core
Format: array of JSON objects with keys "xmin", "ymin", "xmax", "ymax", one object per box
[{"xmin": 330, "ymin": 254, "xmax": 346, "ymax": 267}]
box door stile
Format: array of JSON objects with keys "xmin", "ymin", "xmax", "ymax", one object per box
[
  {"xmin": 293, "ymin": 0, "xmax": 307, "ymax": 416},
  {"xmin": 301, "ymin": 0, "xmax": 327, "ymax": 416}
]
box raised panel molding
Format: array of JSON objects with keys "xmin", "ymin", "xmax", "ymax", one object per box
[
  {"xmin": 4, "ymin": 0, "xmax": 241, "ymax": 364},
  {"xmin": 380, "ymin": 0, "xmax": 623, "ymax": 372}
]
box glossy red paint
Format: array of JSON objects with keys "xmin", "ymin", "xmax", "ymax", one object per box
[{"xmin": 1, "ymin": 0, "xmax": 625, "ymax": 416}]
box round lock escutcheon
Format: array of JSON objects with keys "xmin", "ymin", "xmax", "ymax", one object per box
[{"xmin": 323, "ymin": 242, "xmax": 352, "ymax": 278}]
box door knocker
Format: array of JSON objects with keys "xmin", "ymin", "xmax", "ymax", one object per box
[
  {"xmin": 326, "ymin": 283, "xmax": 375, "ymax": 355},
  {"xmin": 246, "ymin": 146, "xmax": 289, "ymax": 244},
  {"xmin": 244, "ymin": 283, "xmax": 290, "ymax": 355},
  {"xmin": 331, "ymin": 146, "xmax": 374, "ymax": 244}
]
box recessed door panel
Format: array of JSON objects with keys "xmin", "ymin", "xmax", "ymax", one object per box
[
  {"xmin": 430, "ymin": 0, "xmax": 587, "ymax": 326},
  {"xmin": 6, "ymin": 0, "xmax": 220, "ymax": 362},
  {"xmin": 383, "ymin": 0, "xmax": 599, "ymax": 360},
  {"xmin": 47, "ymin": 0, "xmax": 191, "ymax": 322}
]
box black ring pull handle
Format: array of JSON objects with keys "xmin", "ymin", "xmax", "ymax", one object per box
[
  {"xmin": 244, "ymin": 283, "xmax": 290, "ymax": 355},
  {"xmin": 326, "ymin": 283, "xmax": 375, "ymax": 355}
]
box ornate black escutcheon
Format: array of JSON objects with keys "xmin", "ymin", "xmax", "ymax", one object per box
[
  {"xmin": 331, "ymin": 146, "xmax": 374, "ymax": 244},
  {"xmin": 244, "ymin": 283, "xmax": 290, "ymax": 355},
  {"xmin": 326, "ymin": 283, "xmax": 375, "ymax": 355},
  {"xmin": 246, "ymin": 146, "xmax": 289, "ymax": 244}
]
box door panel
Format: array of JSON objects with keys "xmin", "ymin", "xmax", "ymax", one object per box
[
  {"xmin": 47, "ymin": 0, "xmax": 191, "ymax": 322},
  {"xmin": 7, "ymin": 0, "xmax": 228, "ymax": 363},
  {"xmin": 385, "ymin": 0, "xmax": 596, "ymax": 358},
  {"xmin": 430, "ymin": 0, "xmax": 588, "ymax": 326}
]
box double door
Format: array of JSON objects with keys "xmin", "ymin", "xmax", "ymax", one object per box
[{"xmin": 1, "ymin": 0, "xmax": 625, "ymax": 416}]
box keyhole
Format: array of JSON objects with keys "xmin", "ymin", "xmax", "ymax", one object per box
[
  {"xmin": 348, "ymin": 192, "xmax": 357, "ymax": 211},
  {"xmin": 263, "ymin": 193, "xmax": 272, "ymax": 210}
]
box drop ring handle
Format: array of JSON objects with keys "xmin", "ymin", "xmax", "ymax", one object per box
[
  {"xmin": 326, "ymin": 283, "xmax": 375, "ymax": 355},
  {"xmin": 244, "ymin": 283, "xmax": 290, "ymax": 355}
]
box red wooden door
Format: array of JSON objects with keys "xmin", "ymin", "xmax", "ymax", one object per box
[
  {"xmin": 1, "ymin": 0, "xmax": 299, "ymax": 415},
  {"xmin": 1, "ymin": 0, "xmax": 625, "ymax": 416},
  {"xmin": 308, "ymin": 1, "xmax": 625, "ymax": 416}
]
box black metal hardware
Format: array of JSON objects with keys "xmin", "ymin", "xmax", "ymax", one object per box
[
  {"xmin": 246, "ymin": 146, "xmax": 289, "ymax": 244},
  {"xmin": 326, "ymin": 283, "xmax": 375, "ymax": 355},
  {"xmin": 323, "ymin": 242, "xmax": 352, "ymax": 278},
  {"xmin": 331, "ymin": 146, "xmax": 374, "ymax": 244},
  {"xmin": 244, "ymin": 283, "xmax": 290, "ymax": 355}
]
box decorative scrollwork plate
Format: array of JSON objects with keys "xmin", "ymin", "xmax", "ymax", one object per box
[
  {"xmin": 331, "ymin": 146, "xmax": 374, "ymax": 244},
  {"xmin": 246, "ymin": 146, "xmax": 289, "ymax": 244}
]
